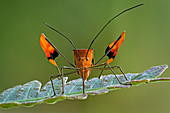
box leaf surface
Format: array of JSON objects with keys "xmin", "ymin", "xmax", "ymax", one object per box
[{"xmin": 0, "ymin": 65, "xmax": 169, "ymax": 109}]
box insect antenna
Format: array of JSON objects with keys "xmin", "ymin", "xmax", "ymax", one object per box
[
  {"xmin": 43, "ymin": 22, "xmax": 81, "ymax": 59},
  {"xmin": 85, "ymin": 3, "xmax": 144, "ymax": 60}
]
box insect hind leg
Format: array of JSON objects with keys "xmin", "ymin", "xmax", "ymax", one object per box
[
  {"xmin": 112, "ymin": 65, "xmax": 129, "ymax": 82},
  {"xmin": 89, "ymin": 63, "xmax": 131, "ymax": 85},
  {"xmin": 50, "ymin": 65, "xmax": 61, "ymax": 97},
  {"xmin": 106, "ymin": 64, "xmax": 131, "ymax": 85}
]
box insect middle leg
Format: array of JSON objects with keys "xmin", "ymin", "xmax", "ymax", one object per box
[
  {"xmin": 89, "ymin": 63, "xmax": 106, "ymax": 79},
  {"xmin": 50, "ymin": 70, "xmax": 78, "ymax": 96},
  {"xmin": 61, "ymin": 66, "xmax": 81, "ymax": 95}
]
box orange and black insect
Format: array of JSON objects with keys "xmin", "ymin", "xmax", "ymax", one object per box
[{"xmin": 40, "ymin": 4, "xmax": 143, "ymax": 95}]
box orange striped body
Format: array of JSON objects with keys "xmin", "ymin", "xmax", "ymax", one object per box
[
  {"xmin": 40, "ymin": 31, "xmax": 125, "ymax": 81},
  {"xmin": 73, "ymin": 49, "xmax": 93, "ymax": 81}
]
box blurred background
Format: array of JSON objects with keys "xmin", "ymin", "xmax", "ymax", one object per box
[{"xmin": 0, "ymin": 0, "xmax": 170, "ymax": 113}]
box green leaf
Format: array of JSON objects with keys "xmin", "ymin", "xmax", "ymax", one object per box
[{"xmin": 0, "ymin": 65, "xmax": 169, "ymax": 109}]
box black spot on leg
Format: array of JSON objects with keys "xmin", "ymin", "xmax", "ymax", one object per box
[
  {"xmin": 105, "ymin": 46, "xmax": 115, "ymax": 59},
  {"xmin": 50, "ymin": 50, "xmax": 59, "ymax": 59}
]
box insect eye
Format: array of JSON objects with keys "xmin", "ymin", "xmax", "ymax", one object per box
[{"xmin": 86, "ymin": 57, "xmax": 89, "ymax": 61}]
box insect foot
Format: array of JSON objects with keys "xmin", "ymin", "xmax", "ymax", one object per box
[{"xmin": 122, "ymin": 82, "xmax": 132, "ymax": 86}]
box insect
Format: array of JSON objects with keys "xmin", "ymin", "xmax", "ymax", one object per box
[{"xmin": 40, "ymin": 4, "xmax": 143, "ymax": 96}]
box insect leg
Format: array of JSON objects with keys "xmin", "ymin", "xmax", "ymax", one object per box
[
  {"xmin": 88, "ymin": 63, "xmax": 107, "ymax": 79},
  {"xmin": 50, "ymin": 64, "xmax": 61, "ymax": 96},
  {"xmin": 88, "ymin": 64, "xmax": 131, "ymax": 85},
  {"xmin": 111, "ymin": 66, "xmax": 129, "ymax": 82},
  {"xmin": 50, "ymin": 75, "xmax": 57, "ymax": 96},
  {"xmin": 99, "ymin": 65, "xmax": 129, "ymax": 81},
  {"xmin": 50, "ymin": 68, "xmax": 80, "ymax": 96},
  {"xmin": 61, "ymin": 66, "xmax": 81, "ymax": 95},
  {"xmin": 82, "ymin": 70, "xmax": 85, "ymax": 94},
  {"xmin": 55, "ymin": 65, "xmax": 61, "ymax": 75},
  {"xmin": 82, "ymin": 62, "xmax": 85, "ymax": 94},
  {"xmin": 98, "ymin": 65, "xmax": 106, "ymax": 79},
  {"xmin": 106, "ymin": 63, "xmax": 131, "ymax": 85},
  {"xmin": 91, "ymin": 63, "xmax": 107, "ymax": 79}
]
